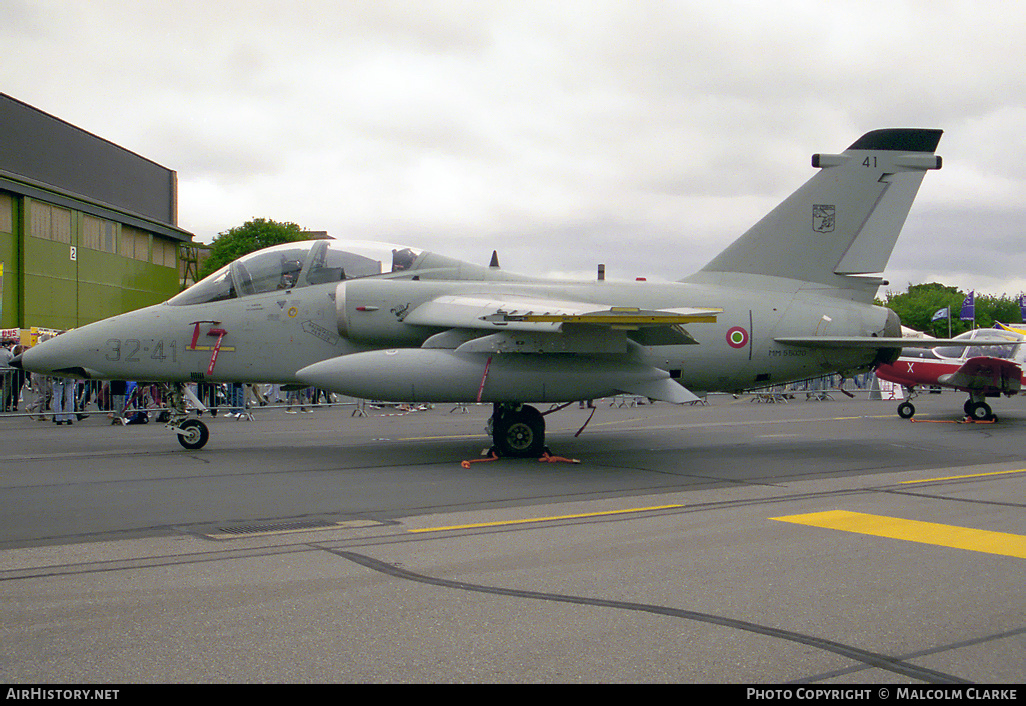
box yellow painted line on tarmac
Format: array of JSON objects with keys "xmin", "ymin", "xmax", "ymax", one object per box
[
  {"xmin": 899, "ymin": 468, "xmax": 1026, "ymax": 484},
  {"xmin": 772, "ymin": 510, "xmax": 1026, "ymax": 559},
  {"xmin": 396, "ymin": 433, "xmax": 484, "ymax": 441},
  {"xmin": 409, "ymin": 504, "xmax": 684, "ymax": 533}
]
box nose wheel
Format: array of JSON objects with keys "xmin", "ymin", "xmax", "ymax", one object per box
[
  {"xmin": 164, "ymin": 383, "xmax": 212, "ymax": 449},
  {"xmin": 176, "ymin": 418, "xmax": 210, "ymax": 450}
]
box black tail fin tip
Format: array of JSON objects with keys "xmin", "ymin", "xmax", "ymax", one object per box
[{"xmin": 848, "ymin": 128, "xmax": 943, "ymax": 153}]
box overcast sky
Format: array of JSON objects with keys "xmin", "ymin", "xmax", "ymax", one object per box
[{"xmin": 3, "ymin": 1, "xmax": 1024, "ymax": 297}]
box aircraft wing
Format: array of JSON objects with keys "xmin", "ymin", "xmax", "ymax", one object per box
[
  {"xmin": 404, "ymin": 294, "xmax": 720, "ymax": 332},
  {"xmin": 937, "ymin": 356, "xmax": 1023, "ymax": 395},
  {"xmin": 401, "ymin": 293, "xmax": 720, "ymax": 403}
]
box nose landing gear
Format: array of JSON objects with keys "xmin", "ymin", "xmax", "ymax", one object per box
[{"xmin": 165, "ymin": 383, "xmax": 211, "ymax": 450}]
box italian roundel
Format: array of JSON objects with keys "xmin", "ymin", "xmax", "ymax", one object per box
[{"xmin": 726, "ymin": 326, "xmax": 749, "ymax": 349}]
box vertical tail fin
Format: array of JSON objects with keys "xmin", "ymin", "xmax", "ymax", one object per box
[{"xmin": 692, "ymin": 128, "xmax": 942, "ymax": 297}]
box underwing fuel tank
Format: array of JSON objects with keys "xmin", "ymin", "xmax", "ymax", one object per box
[{"xmin": 296, "ymin": 348, "xmax": 698, "ymax": 404}]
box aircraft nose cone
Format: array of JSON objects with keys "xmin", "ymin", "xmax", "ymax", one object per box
[
  {"xmin": 15, "ymin": 333, "xmax": 98, "ymax": 378},
  {"xmin": 15, "ymin": 339, "xmax": 56, "ymax": 374}
]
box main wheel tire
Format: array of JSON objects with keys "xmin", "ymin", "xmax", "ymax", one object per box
[
  {"xmin": 897, "ymin": 401, "xmax": 915, "ymax": 419},
  {"xmin": 177, "ymin": 418, "xmax": 210, "ymax": 450},
  {"xmin": 967, "ymin": 401, "xmax": 993, "ymax": 421},
  {"xmin": 493, "ymin": 405, "xmax": 545, "ymax": 458}
]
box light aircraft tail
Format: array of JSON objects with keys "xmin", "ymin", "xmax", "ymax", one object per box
[{"xmin": 691, "ymin": 128, "xmax": 942, "ymax": 301}]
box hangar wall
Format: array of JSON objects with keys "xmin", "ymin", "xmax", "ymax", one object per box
[{"xmin": 0, "ymin": 93, "xmax": 193, "ymax": 333}]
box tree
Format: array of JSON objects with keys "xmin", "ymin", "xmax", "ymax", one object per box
[
  {"xmin": 974, "ymin": 292, "xmax": 1023, "ymax": 330},
  {"xmin": 200, "ymin": 218, "xmax": 306, "ymax": 278},
  {"xmin": 881, "ymin": 282, "xmax": 965, "ymax": 335},
  {"xmin": 881, "ymin": 283, "xmax": 1024, "ymax": 335}
]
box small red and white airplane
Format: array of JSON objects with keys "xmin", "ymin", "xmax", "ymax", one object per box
[{"xmin": 875, "ymin": 327, "xmax": 1026, "ymax": 421}]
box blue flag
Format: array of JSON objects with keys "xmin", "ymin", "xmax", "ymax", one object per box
[
  {"xmin": 1019, "ymin": 294, "xmax": 1026, "ymax": 322},
  {"xmin": 931, "ymin": 307, "xmax": 949, "ymax": 322},
  {"xmin": 960, "ymin": 291, "xmax": 974, "ymax": 321}
]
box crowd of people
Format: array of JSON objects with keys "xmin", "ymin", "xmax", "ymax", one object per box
[{"xmin": 1, "ymin": 339, "xmax": 337, "ymax": 424}]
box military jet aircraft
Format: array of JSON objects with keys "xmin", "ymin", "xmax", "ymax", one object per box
[
  {"xmin": 876, "ymin": 327, "xmax": 1026, "ymax": 421},
  {"xmin": 16, "ymin": 127, "xmax": 1005, "ymax": 455}
]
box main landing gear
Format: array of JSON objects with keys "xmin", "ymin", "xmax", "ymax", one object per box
[
  {"xmin": 165, "ymin": 383, "xmax": 211, "ymax": 450},
  {"xmin": 964, "ymin": 397, "xmax": 996, "ymax": 422},
  {"xmin": 489, "ymin": 403, "xmax": 546, "ymax": 457},
  {"xmin": 894, "ymin": 388, "xmax": 997, "ymax": 422}
]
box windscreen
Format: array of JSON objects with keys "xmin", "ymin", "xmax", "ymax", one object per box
[{"xmin": 168, "ymin": 240, "xmax": 425, "ymax": 306}]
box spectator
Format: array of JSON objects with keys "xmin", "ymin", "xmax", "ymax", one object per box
[
  {"xmin": 51, "ymin": 374, "xmax": 75, "ymax": 425},
  {"xmin": 0, "ymin": 339, "xmax": 13, "ymax": 412},
  {"xmin": 247, "ymin": 383, "xmax": 267, "ymax": 407},
  {"xmin": 286, "ymin": 386, "xmax": 311, "ymax": 413},
  {"xmin": 10, "ymin": 344, "xmax": 28, "ymax": 412},
  {"xmin": 109, "ymin": 380, "xmax": 127, "ymax": 423},
  {"xmin": 26, "ymin": 370, "xmax": 49, "ymax": 421},
  {"xmin": 225, "ymin": 382, "xmax": 245, "ymax": 419}
]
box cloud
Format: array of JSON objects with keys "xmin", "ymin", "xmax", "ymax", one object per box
[{"xmin": 2, "ymin": 1, "xmax": 1025, "ymax": 293}]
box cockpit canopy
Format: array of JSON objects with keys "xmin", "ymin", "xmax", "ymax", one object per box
[
  {"xmin": 168, "ymin": 240, "xmax": 425, "ymax": 306},
  {"xmin": 933, "ymin": 328, "xmax": 1023, "ymax": 361}
]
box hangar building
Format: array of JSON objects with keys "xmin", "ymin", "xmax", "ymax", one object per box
[{"xmin": 0, "ymin": 92, "xmax": 194, "ymax": 335}]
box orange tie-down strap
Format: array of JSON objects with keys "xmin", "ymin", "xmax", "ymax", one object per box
[
  {"xmin": 460, "ymin": 450, "xmax": 581, "ymax": 468},
  {"xmin": 909, "ymin": 417, "xmax": 996, "ymax": 424},
  {"xmin": 539, "ymin": 451, "xmax": 581, "ymax": 464},
  {"xmin": 461, "ymin": 451, "xmax": 499, "ymax": 469}
]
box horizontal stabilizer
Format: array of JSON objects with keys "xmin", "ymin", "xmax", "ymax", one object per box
[{"xmin": 775, "ymin": 336, "xmax": 1017, "ymax": 349}]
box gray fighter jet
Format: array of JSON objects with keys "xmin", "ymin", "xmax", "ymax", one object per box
[{"xmin": 14, "ymin": 128, "xmax": 961, "ymax": 454}]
